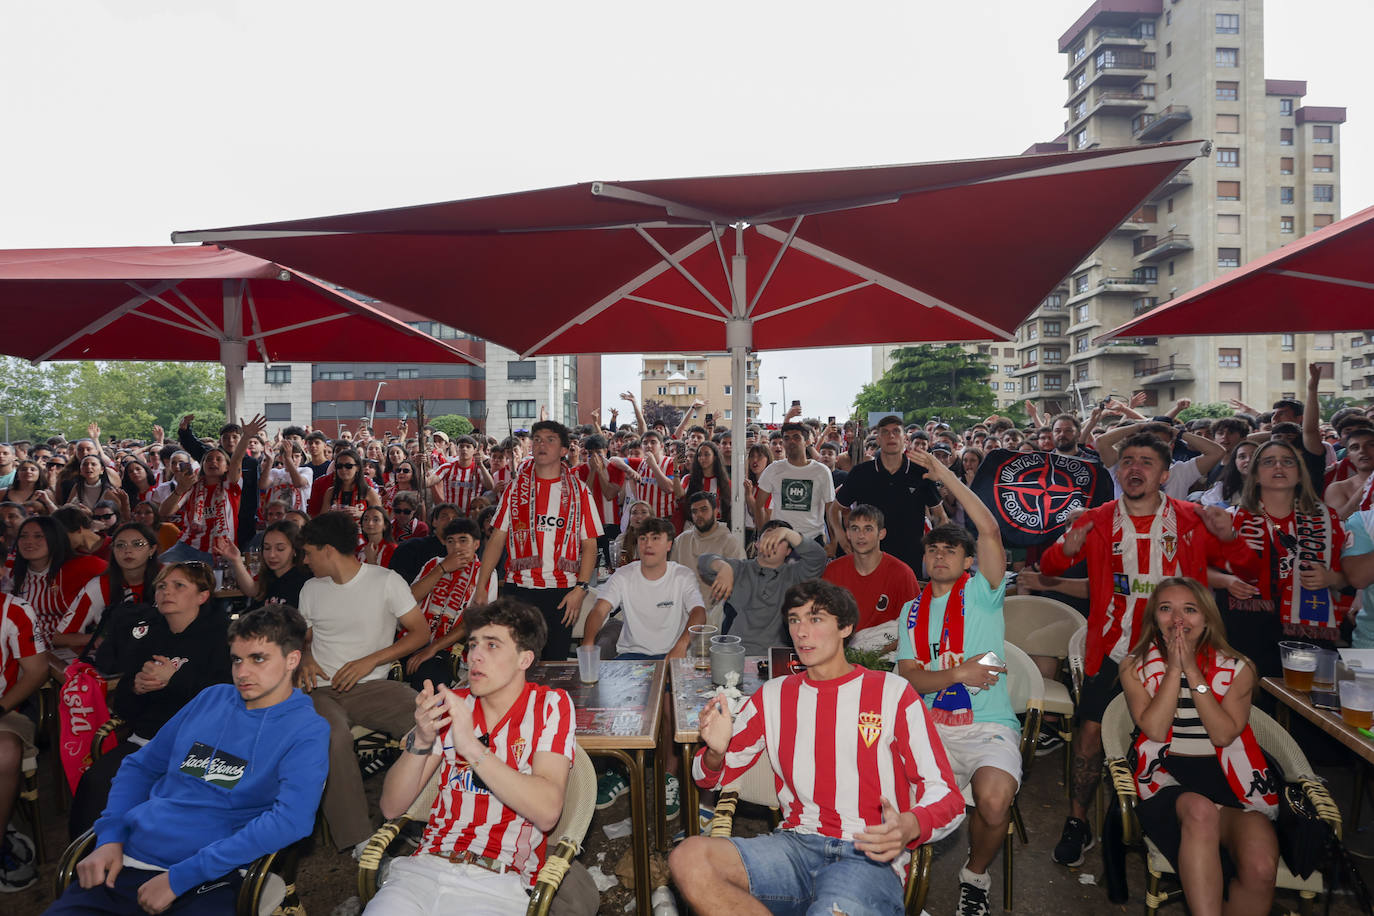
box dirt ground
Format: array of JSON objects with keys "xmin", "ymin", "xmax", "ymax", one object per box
[{"xmin": 12, "ymin": 721, "xmax": 1374, "ymax": 915}]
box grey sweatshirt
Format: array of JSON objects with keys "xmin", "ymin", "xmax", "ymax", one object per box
[{"xmin": 698, "ymin": 537, "xmax": 828, "ymax": 655}]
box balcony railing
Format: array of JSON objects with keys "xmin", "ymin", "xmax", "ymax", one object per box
[{"xmin": 1134, "ymin": 104, "xmax": 1192, "ymax": 141}]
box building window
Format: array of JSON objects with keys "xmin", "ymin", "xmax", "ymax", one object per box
[
  {"xmin": 1216, "ymin": 81, "xmax": 1238, "ymax": 101},
  {"xmin": 1216, "ymin": 114, "xmax": 1239, "ymax": 133},
  {"xmin": 1071, "ymin": 41, "xmax": 1085, "ymax": 62},
  {"xmin": 1165, "ymin": 41, "xmax": 1172, "ymax": 57},
  {"xmin": 1217, "ymin": 181, "xmax": 1240, "ymax": 201},
  {"xmin": 1313, "ymin": 361, "xmax": 1335, "ymax": 379},
  {"xmin": 1044, "ymin": 320, "xmax": 1062, "ymax": 336},
  {"xmin": 722, "ymin": 409, "xmax": 733, "ymax": 420},
  {"xmin": 1279, "ymin": 157, "xmax": 1294, "ymax": 175},
  {"xmin": 1218, "ymin": 248, "xmax": 1241, "ymax": 269},
  {"xmin": 1028, "ymin": 325, "xmax": 1039, "ymax": 340},
  {"xmin": 1281, "ymin": 334, "xmax": 1295, "ymax": 351},
  {"xmin": 1215, "ymin": 48, "xmax": 1238, "ymax": 67},
  {"xmin": 1314, "ymin": 214, "xmax": 1335, "ymax": 228},
  {"xmin": 656, "ymin": 386, "xmax": 667, "ymax": 395},
  {"xmin": 1025, "ymin": 348, "xmax": 1038, "ymax": 366},
  {"xmin": 1279, "ymin": 98, "xmax": 1293, "ymax": 116},
  {"xmin": 1313, "ymin": 154, "xmax": 1333, "ymax": 172},
  {"xmin": 264, "ymin": 366, "xmax": 291, "ymax": 385},
  {"xmin": 1313, "ymin": 125, "xmax": 1333, "ymax": 143},
  {"xmin": 1280, "ymin": 186, "xmax": 1294, "ymax": 204},
  {"xmin": 1133, "ymin": 297, "xmax": 1157, "ymax": 315},
  {"xmin": 1072, "ymin": 99, "xmax": 1087, "ymax": 121},
  {"xmin": 397, "ymin": 368, "xmax": 420, "ymax": 379},
  {"xmin": 1314, "ymin": 333, "xmax": 1334, "ymax": 350},
  {"xmin": 1217, "ymin": 214, "xmax": 1241, "ymax": 234},
  {"xmin": 1356, "ymin": 338, "xmax": 1368, "ymax": 350},
  {"xmin": 1027, "ymin": 376, "xmax": 1039, "ymax": 392},
  {"xmin": 1219, "ymin": 381, "xmax": 1242, "ymax": 402},
  {"xmin": 1218, "ymin": 348, "xmax": 1242, "ymax": 368},
  {"xmin": 1280, "ymin": 216, "xmax": 1294, "ymax": 234},
  {"xmin": 1075, "ymin": 335, "xmax": 1088, "ymax": 353},
  {"xmin": 1073, "ymin": 69, "xmax": 1086, "ymax": 90},
  {"xmin": 1216, "ymin": 13, "xmax": 1240, "ymax": 33},
  {"xmin": 318, "ymin": 370, "xmax": 352, "ymax": 380},
  {"xmin": 1076, "ymin": 304, "xmax": 1090, "ymax": 324},
  {"xmin": 507, "ymin": 360, "xmax": 537, "ymax": 380},
  {"xmin": 1165, "ymin": 73, "xmax": 1172, "ymax": 89},
  {"xmin": 1165, "ymin": 9, "xmax": 1171, "ymax": 25},
  {"xmin": 723, "ymin": 385, "xmax": 732, "ymax": 396},
  {"xmin": 687, "ymin": 385, "xmax": 697, "ymax": 395},
  {"xmin": 1073, "ymin": 274, "xmax": 1089, "ymax": 294},
  {"xmin": 1282, "ymin": 363, "xmax": 1296, "ymax": 381},
  {"xmin": 1279, "ymin": 128, "xmax": 1293, "ymax": 146},
  {"xmin": 1044, "ymin": 347, "xmax": 1064, "ymax": 364},
  {"xmin": 1314, "ymin": 185, "xmax": 1334, "ymax": 202},
  {"xmin": 264, "ymin": 403, "xmax": 292, "ymax": 421},
  {"xmin": 1216, "ymin": 148, "xmax": 1239, "ymax": 167},
  {"xmin": 1134, "ymin": 21, "xmax": 1155, "ymax": 39},
  {"xmin": 1045, "ymin": 375, "xmax": 1065, "ymax": 391},
  {"xmin": 1076, "ymin": 364, "xmax": 1090, "ymax": 382},
  {"xmin": 1132, "ymin": 266, "xmax": 1158, "ymax": 284},
  {"xmin": 363, "ymin": 371, "xmax": 385, "ymax": 380},
  {"xmin": 1073, "ymin": 128, "xmax": 1089, "ymax": 150},
  {"xmin": 1045, "ymin": 293, "xmax": 1064, "ymax": 308}
]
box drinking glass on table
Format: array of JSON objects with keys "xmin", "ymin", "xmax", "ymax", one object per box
[{"xmin": 1278, "ymin": 641, "xmax": 1319, "ymax": 691}]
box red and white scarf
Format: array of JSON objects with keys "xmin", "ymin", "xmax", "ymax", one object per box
[
  {"xmin": 506, "ymin": 462, "xmax": 584, "ymax": 577},
  {"xmin": 904, "ymin": 572, "xmax": 974, "ymax": 726},
  {"xmin": 1233, "ymin": 505, "xmax": 1341, "ymax": 639},
  {"xmin": 1107, "ymin": 498, "xmax": 1180, "ymax": 661},
  {"xmin": 1360, "ymin": 473, "xmax": 1374, "ymax": 512},
  {"xmin": 1132, "ymin": 644, "xmax": 1278, "ymax": 818},
  {"xmin": 179, "ymin": 479, "xmax": 235, "ymax": 550}
]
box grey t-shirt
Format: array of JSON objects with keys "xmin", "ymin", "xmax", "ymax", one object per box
[{"xmin": 698, "ymin": 538, "xmax": 828, "ymax": 654}]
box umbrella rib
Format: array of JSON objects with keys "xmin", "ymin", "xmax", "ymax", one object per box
[
  {"xmin": 590, "ymin": 182, "xmax": 739, "ymax": 225},
  {"xmin": 127, "ymin": 310, "xmax": 224, "ymax": 339},
  {"xmin": 972, "ymin": 140, "xmax": 1211, "ymax": 184},
  {"xmin": 753, "ymin": 225, "xmax": 1016, "ymax": 341},
  {"xmin": 30, "ymin": 279, "xmax": 183, "ymax": 363},
  {"xmin": 709, "ymin": 223, "xmax": 735, "ymax": 315},
  {"xmin": 750, "ymin": 281, "xmax": 877, "ymax": 323},
  {"xmin": 1272, "ymin": 269, "xmax": 1374, "ymax": 291},
  {"xmin": 245, "ymin": 284, "xmax": 268, "ymax": 362},
  {"xmin": 520, "ymin": 231, "xmax": 718, "ymax": 357},
  {"xmin": 623, "ymin": 295, "xmax": 730, "ymax": 322},
  {"xmin": 153, "ymin": 283, "xmax": 224, "ymax": 336},
  {"xmin": 634, "ymin": 227, "xmax": 731, "ymax": 318},
  {"xmin": 245, "ymin": 313, "xmax": 352, "ymax": 340},
  {"xmin": 746, "ymin": 215, "xmax": 803, "ymax": 318}
]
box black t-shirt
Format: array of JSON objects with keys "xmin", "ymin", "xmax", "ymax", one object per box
[
  {"xmin": 389, "ymin": 535, "xmax": 445, "ymax": 586},
  {"xmin": 1302, "ymin": 445, "xmax": 1328, "ymax": 498},
  {"xmin": 94, "ymin": 604, "xmax": 232, "ymax": 739},
  {"xmin": 834, "ymin": 457, "xmax": 941, "ymax": 573},
  {"xmin": 259, "ymin": 565, "xmax": 312, "ymax": 610}
]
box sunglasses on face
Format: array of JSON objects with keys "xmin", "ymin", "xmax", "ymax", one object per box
[
  {"xmin": 336, "ymin": 463, "xmax": 358, "ymax": 470},
  {"xmin": 394, "ymin": 506, "xmax": 414, "ymax": 515},
  {"xmin": 93, "ymin": 513, "xmax": 118, "ymax": 521}
]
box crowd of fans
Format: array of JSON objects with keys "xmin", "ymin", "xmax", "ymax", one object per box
[{"xmin": 1, "ymin": 372, "xmax": 1372, "ymax": 915}]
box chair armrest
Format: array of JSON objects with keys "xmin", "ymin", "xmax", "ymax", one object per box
[
  {"xmin": 90, "ymin": 716, "xmax": 128, "ymax": 761},
  {"xmin": 53, "ymin": 828, "xmax": 97, "ymax": 897},
  {"xmin": 527, "ymin": 838, "xmax": 580, "ymax": 916},
  {"xmin": 1301, "ymin": 778, "xmax": 1342, "ymax": 842},
  {"xmin": 356, "ymin": 817, "xmax": 410, "ymax": 901},
  {"xmin": 236, "ymin": 849, "xmax": 280, "ymax": 916},
  {"xmin": 1018, "ymin": 703, "xmax": 1044, "ymax": 773},
  {"xmin": 904, "ymin": 843, "xmax": 933, "ymax": 916},
  {"xmin": 1103, "ymin": 757, "xmax": 1140, "ymax": 846},
  {"xmin": 705, "ymin": 791, "xmax": 740, "ymax": 838}
]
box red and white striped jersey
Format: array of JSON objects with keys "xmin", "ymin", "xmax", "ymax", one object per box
[
  {"xmin": 416, "ymin": 682, "xmax": 576, "ymax": 886},
  {"xmin": 493, "ymin": 475, "xmax": 603, "ymax": 590},
  {"xmin": 62, "ymin": 577, "xmax": 147, "ymax": 637},
  {"xmin": 16, "ymin": 555, "xmax": 107, "ymax": 643},
  {"xmin": 433, "ymin": 459, "xmax": 483, "ymax": 514},
  {"xmin": 573, "ymin": 463, "xmax": 626, "ymax": 531},
  {"xmin": 491, "ymin": 465, "xmax": 514, "ymax": 495},
  {"xmin": 625, "ymin": 456, "xmax": 677, "ymax": 520},
  {"xmin": 176, "ymin": 480, "xmax": 242, "ymax": 553},
  {"xmin": 413, "ymin": 556, "xmax": 494, "ymax": 638},
  {"xmin": 1, "ymin": 595, "xmax": 46, "ymax": 698},
  {"xmin": 260, "ymin": 466, "xmax": 312, "ymax": 524},
  {"xmin": 693, "ymin": 667, "xmax": 965, "ymax": 866}
]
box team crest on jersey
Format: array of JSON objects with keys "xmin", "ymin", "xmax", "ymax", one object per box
[
  {"xmin": 1111, "ymin": 541, "xmax": 1124, "ymax": 556},
  {"xmin": 857, "ymin": 711, "xmax": 883, "ymax": 748},
  {"xmin": 1160, "ymin": 533, "xmax": 1177, "ymax": 560},
  {"xmin": 132, "ymin": 624, "xmax": 149, "ymax": 639},
  {"xmin": 510, "ymin": 737, "xmax": 526, "ymax": 761},
  {"xmin": 876, "ymin": 594, "xmax": 889, "ymax": 612}
]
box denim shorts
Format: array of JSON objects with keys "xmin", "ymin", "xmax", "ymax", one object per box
[{"xmin": 727, "ymin": 829, "xmax": 905, "ymax": 916}]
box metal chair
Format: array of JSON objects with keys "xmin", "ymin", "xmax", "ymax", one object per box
[
  {"xmin": 1003, "ymin": 596, "xmax": 1082, "ymax": 789},
  {"xmin": 1000, "ymin": 641, "xmax": 1044, "ymax": 911},
  {"xmin": 1100, "ymin": 693, "xmax": 1342, "ymax": 914},
  {"xmin": 701, "ymin": 754, "xmax": 935, "ymax": 915},
  {"xmin": 54, "ymin": 827, "xmax": 298, "ymax": 916},
  {"xmin": 16, "ymin": 744, "xmax": 44, "ymax": 863},
  {"xmin": 357, "ymin": 744, "xmax": 596, "ymax": 916}
]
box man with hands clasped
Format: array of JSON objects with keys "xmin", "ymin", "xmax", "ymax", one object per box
[
  {"xmin": 669, "ymin": 580, "xmax": 964, "ymax": 916},
  {"xmin": 365, "ymin": 598, "xmax": 577, "ymax": 916},
  {"xmin": 895, "ymin": 449, "xmax": 1019, "ymax": 916}
]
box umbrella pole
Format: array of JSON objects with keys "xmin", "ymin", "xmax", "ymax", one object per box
[{"xmin": 221, "ymin": 279, "xmax": 248, "ymax": 422}]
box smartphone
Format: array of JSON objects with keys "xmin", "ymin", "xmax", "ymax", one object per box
[
  {"xmin": 791, "ymin": 399, "xmax": 800, "ymax": 408},
  {"xmin": 705, "ymin": 413, "xmax": 714, "ymax": 424},
  {"xmin": 828, "ymin": 415, "xmax": 836, "ymax": 425},
  {"xmin": 1310, "ymin": 688, "xmax": 1340, "ymax": 711}
]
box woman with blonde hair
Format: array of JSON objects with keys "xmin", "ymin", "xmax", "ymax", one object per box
[{"xmin": 1120, "ymin": 576, "xmax": 1279, "ymax": 916}]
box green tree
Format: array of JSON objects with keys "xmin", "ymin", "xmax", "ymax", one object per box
[
  {"xmin": 429, "ymin": 414, "xmax": 474, "ymax": 439},
  {"xmin": 1318, "ymin": 393, "xmax": 1356, "ymax": 420},
  {"xmin": 852, "ymin": 345, "xmax": 995, "ymax": 427},
  {"xmin": 641, "ymin": 399, "xmax": 683, "ymax": 431},
  {"xmin": 1176, "ymin": 402, "xmax": 1237, "ymax": 423}
]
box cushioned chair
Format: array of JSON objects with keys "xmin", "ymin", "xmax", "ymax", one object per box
[
  {"xmin": 702, "ymin": 752, "xmax": 935, "ymax": 915},
  {"xmin": 54, "ymin": 828, "xmax": 301, "ymax": 916},
  {"xmin": 1100, "ymin": 693, "xmax": 1342, "ymax": 914},
  {"xmin": 1003, "ymin": 596, "xmax": 1082, "ymax": 789},
  {"xmin": 357, "ymin": 744, "xmax": 597, "ymax": 916},
  {"xmin": 999, "ymin": 641, "xmax": 1044, "ymax": 911}
]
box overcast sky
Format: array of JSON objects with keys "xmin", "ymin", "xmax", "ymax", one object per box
[{"xmin": 3, "ymin": 1, "xmax": 1368, "ymax": 421}]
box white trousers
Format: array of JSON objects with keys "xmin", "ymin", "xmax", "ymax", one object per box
[{"xmin": 364, "ymin": 854, "xmax": 530, "ymax": 916}]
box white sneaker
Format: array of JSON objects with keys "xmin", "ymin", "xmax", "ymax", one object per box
[{"xmin": 0, "ymin": 827, "xmax": 37, "ymax": 893}]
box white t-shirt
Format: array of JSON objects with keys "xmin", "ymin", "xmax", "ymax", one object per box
[
  {"xmin": 756, "ymin": 459, "xmax": 835, "ymax": 541},
  {"xmin": 262, "ymin": 465, "xmax": 314, "ymax": 513},
  {"xmin": 299, "ymin": 563, "xmax": 416, "ymax": 684},
  {"xmin": 597, "ymin": 561, "xmax": 705, "ymax": 657}
]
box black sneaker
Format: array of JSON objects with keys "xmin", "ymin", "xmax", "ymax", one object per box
[
  {"xmin": 1051, "ymin": 816, "xmax": 1094, "ymax": 867},
  {"xmin": 956, "ymin": 880, "xmax": 991, "ymax": 916},
  {"xmin": 1035, "ymin": 727, "xmax": 1066, "ymax": 757},
  {"xmin": 0, "ymin": 827, "xmax": 37, "ymax": 893}
]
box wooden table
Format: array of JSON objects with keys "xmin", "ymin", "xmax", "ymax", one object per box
[
  {"xmin": 667, "ymin": 656, "xmax": 767, "ymax": 838},
  {"xmin": 1261, "ymin": 676, "xmax": 1374, "ymax": 766},
  {"xmin": 534, "ymin": 660, "xmax": 666, "ymax": 916}
]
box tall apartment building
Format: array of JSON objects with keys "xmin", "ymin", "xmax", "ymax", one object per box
[
  {"xmin": 640, "ymin": 353, "xmax": 762, "ymax": 425},
  {"xmin": 1013, "ymin": 0, "xmax": 1354, "ymax": 416}
]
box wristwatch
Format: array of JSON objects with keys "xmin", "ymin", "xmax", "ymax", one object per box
[
  {"xmin": 1193, "ymin": 682, "xmax": 1210, "ymax": 695},
  {"xmin": 575, "ymin": 580, "xmax": 590, "ymax": 592}
]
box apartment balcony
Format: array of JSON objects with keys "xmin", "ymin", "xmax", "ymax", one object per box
[
  {"xmin": 1100, "ymin": 275, "xmax": 1156, "ymax": 293},
  {"xmin": 1073, "ymin": 376, "xmax": 1104, "ymax": 391},
  {"xmin": 1087, "ymin": 52, "xmax": 1154, "ymax": 90},
  {"xmin": 1113, "ymin": 205, "xmax": 1158, "ymax": 235},
  {"xmin": 1134, "ymin": 232, "xmax": 1193, "ymax": 262},
  {"xmin": 1093, "ymin": 86, "xmax": 1154, "ymax": 116},
  {"xmin": 1070, "ymin": 339, "xmax": 1157, "ymax": 362},
  {"xmin": 1092, "ymin": 29, "xmax": 1148, "ymax": 50},
  {"xmin": 1133, "ymin": 104, "xmax": 1192, "ymax": 141},
  {"xmin": 1135, "ymin": 360, "xmax": 1195, "ymax": 386},
  {"xmin": 1147, "ymin": 169, "xmax": 1192, "ymax": 201}
]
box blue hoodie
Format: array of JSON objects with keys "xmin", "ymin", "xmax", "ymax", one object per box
[{"xmin": 94, "ymin": 683, "xmax": 328, "ymax": 895}]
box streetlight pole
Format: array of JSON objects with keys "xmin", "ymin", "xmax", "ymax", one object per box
[
  {"xmin": 769, "ymin": 401, "xmax": 777, "ymax": 423},
  {"xmin": 778, "ymin": 375, "xmax": 788, "ymax": 411},
  {"xmin": 329, "ymin": 402, "xmax": 338, "ymax": 435},
  {"xmin": 368, "ymin": 381, "xmax": 387, "ymax": 430}
]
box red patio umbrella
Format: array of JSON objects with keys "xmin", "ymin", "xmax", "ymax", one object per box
[
  {"xmin": 1098, "ymin": 202, "xmax": 1374, "ymax": 341},
  {"xmin": 0, "ymin": 245, "xmax": 482, "ymax": 420},
  {"xmin": 174, "ymin": 141, "xmax": 1208, "ymax": 529}
]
